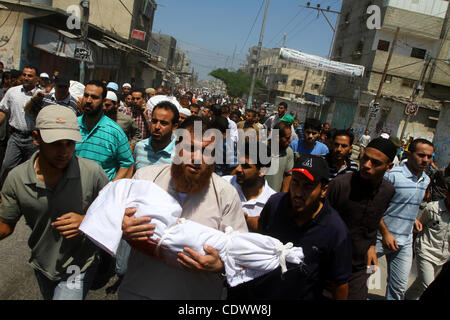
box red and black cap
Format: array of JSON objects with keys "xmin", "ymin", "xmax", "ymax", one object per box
[{"xmin": 288, "ymin": 154, "xmax": 330, "ymax": 183}]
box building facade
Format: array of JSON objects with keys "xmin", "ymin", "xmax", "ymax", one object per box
[
  {"xmin": 324, "ymin": 0, "xmax": 449, "ymax": 162},
  {"xmin": 0, "ymin": 0, "xmax": 163, "ymax": 88}
]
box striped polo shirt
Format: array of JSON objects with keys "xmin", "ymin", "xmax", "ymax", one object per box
[
  {"xmin": 377, "ymin": 162, "xmax": 430, "ymax": 246},
  {"xmin": 326, "ymin": 154, "xmax": 359, "ymax": 181},
  {"xmin": 134, "ymin": 137, "xmax": 175, "ymax": 170},
  {"xmin": 75, "ymin": 113, "xmax": 134, "ymax": 180}
]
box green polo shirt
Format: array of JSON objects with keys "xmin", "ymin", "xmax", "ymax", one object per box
[
  {"xmin": 0, "ymin": 152, "xmax": 109, "ymax": 281},
  {"xmin": 75, "ymin": 113, "xmax": 134, "ymax": 180}
]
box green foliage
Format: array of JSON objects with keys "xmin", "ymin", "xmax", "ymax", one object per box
[{"xmin": 209, "ymin": 68, "xmax": 266, "ymax": 98}]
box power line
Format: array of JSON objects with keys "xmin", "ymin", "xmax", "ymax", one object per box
[
  {"xmin": 0, "ymin": 10, "xmax": 13, "ymax": 29},
  {"xmin": 0, "ymin": 12, "xmax": 20, "ymax": 48},
  {"xmin": 290, "ymin": 12, "xmax": 321, "ymax": 42},
  {"xmin": 434, "ymin": 63, "xmax": 450, "ymax": 78},
  {"xmin": 240, "ymin": 0, "xmax": 266, "ymax": 56},
  {"xmin": 266, "ymin": 8, "xmax": 305, "ymax": 47},
  {"xmin": 118, "ymin": 0, "xmax": 133, "ymax": 17}
]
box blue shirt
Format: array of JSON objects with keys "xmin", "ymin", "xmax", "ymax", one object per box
[
  {"xmin": 290, "ymin": 139, "xmax": 329, "ymax": 157},
  {"xmin": 134, "ymin": 137, "xmax": 175, "ymax": 171},
  {"xmin": 377, "ymin": 162, "xmax": 430, "ymax": 246},
  {"xmin": 75, "ymin": 113, "xmax": 134, "ymax": 180},
  {"xmin": 229, "ymin": 193, "xmax": 352, "ymax": 300}
]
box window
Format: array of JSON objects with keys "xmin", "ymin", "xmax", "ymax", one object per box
[
  {"xmin": 291, "ymin": 79, "xmax": 303, "ymax": 87},
  {"xmin": 359, "ymin": 106, "xmax": 368, "ymax": 118},
  {"xmin": 384, "ymin": 75, "xmax": 393, "ymax": 83},
  {"xmin": 411, "ymin": 47, "xmax": 426, "ymax": 59},
  {"xmin": 377, "ymin": 40, "xmax": 390, "ymax": 52},
  {"xmin": 311, "ymin": 83, "xmax": 320, "ymax": 90},
  {"xmin": 401, "ymin": 78, "xmax": 415, "ymax": 88}
]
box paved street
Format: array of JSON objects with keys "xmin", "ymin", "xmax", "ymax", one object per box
[
  {"xmin": 1, "ymin": 213, "xmax": 419, "ymax": 300},
  {"xmin": 0, "ymin": 217, "xmax": 118, "ymax": 300},
  {"xmin": 0, "ymin": 146, "xmax": 418, "ymax": 300}
]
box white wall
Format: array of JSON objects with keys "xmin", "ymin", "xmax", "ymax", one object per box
[
  {"xmin": 372, "ymin": 29, "xmax": 440, "ymax": 57},
  {"xmin": 387, "ymin": 0, "xmax": 449, "ymax": 18}
]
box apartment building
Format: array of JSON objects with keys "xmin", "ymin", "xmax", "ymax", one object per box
[{"xmin": 324, "ymin": 0, "xmax": 449, "ymax": 161}]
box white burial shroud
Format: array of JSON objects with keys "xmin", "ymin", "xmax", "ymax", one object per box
[{"xmin": 79, "ymin": 179, "xmax": 304, "ymax": 287}]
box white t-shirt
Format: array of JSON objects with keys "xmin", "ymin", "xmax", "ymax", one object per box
[{"xmin": 222, "ymin": 175, "xmax": 277, "ymax": 217}]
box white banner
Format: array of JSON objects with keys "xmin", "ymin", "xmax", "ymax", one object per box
[{"xmin": 280, "ymin": 47, "xmax": 365, "ymax": 78}]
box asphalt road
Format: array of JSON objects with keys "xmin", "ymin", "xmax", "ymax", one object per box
[
  {"xmin": 0, "ymin": 146, "xmax": 417, "ymax": 300},
  {"xmin": 0, "ymin": 217, "xmax": 118, "ymax": 300}
]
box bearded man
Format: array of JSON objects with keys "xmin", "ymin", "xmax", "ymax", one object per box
[{"xmin": 118, "ymin": 116, "xmax": 248, "ymax": 300}]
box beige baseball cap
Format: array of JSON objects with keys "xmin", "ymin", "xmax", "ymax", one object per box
[{"xmin": 36, "ymin": 105, "xmax": 82, "ymax": 143}]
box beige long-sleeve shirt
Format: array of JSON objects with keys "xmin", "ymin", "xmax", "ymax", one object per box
[
  {"xmin": 119, "ymin": 164, "xmax": 248, "ymax": 300},
  {"xmin": 415, "ymin": 200, "xmax": 450, "ymax": 266}
]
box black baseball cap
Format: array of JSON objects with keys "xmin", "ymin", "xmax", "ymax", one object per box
[
  {"xmin": 54, "ymin": 76, "xmax": 70, "ymax": 87},
  {"xmin": 288, "ymin": 154, "xmax": 330, "ymax": 183}
]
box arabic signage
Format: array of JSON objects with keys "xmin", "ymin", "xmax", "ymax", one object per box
[{"xmin": 280, "ymin": 47, "xmax": 365, "ymax": 78}]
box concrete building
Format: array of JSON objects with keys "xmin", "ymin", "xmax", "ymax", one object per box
[
  {"xmin": 243, "ymin": 46, "xmax": 327, "ymax": 119},
  {"xmin": 0, "ymin": 0, "xmax": 163, "ymax": 88},
  {"xmin": 173, "ymin": 48, "xmax": 192, "ymax": 89},
  {"xmin": 324, "ymin": 0, "xmax": 450, "ymax": 165}
]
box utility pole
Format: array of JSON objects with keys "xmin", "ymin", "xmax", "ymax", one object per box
[
  {"xmin": 79, "ymin": 0, "xmax": 90, "ymax": 84},
  {"xmin": 399, "ymin": 55, "xmax": 433, "ymax": 142},
  {"xmin": 247, "ymin": 0, "xmax": 270, "ymax": 110},
  {"xmin": 301, "ymin": 3, "xmax": 341, "ymax": 120},
  {"xmin": 282, "ymin": 33, "xmax": 287, "ymax": 48},
  {"xmin": 231, "ymin": 45, "xmax": 237, "ymax": 70},
  {"xmin": 365, "ymin": 27, "xmax": 400, "ymax": 132}
]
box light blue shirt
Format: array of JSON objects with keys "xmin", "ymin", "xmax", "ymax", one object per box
[
  {"xmin": 134, "ymin": 137, "xmax": 175, "ymax": 171},
  {"xmin": 377, "ymin": 162, "xmax": 430, "ymax": 246},
  {"xmin": 290, "ymin": 139, "xmax": 329, "ymax": 157}
]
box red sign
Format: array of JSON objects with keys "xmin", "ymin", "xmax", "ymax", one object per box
[
  {"xmin": 405, "ymin": 102, "xmax": 419, "ymax": 116},
  {"xmin": 131, "ymin": 29, "xmax": 146, "ymax": 41}
]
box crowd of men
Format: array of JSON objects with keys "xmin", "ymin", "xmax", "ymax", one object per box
[{"xmin": 0, "ymin": 64, "xmax": 448, "ymax": 301}]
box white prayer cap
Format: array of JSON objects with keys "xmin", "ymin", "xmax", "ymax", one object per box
[
  {"xmin": 122, "ymin": 83, "xmax": 131, "ymax": 88},
  {"xmin": 40, "ymin": 73, "xmax": 49, "ymax": 78},
  {"xmin": 380, "ymin": 133, "xmax": 390, "ymax": 139},
  {"xmin": 106, "ymin": 91, "xmax": 118, "ymax": 102},
  {"xmin": 147, "ymin": 95, "xmax": 182, "ymax": 112},
  {"xmin": 69, "ymin": 80, "xmax": 85, "ymax": 100},
  {"xmin": 179, "ymin": 108, "xmax": 191, "ymax": 116}
]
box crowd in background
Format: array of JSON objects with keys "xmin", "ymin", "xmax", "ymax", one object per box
[{"xmin": 0, "ymin": 64, "xmax": 448, "ymax": 301}]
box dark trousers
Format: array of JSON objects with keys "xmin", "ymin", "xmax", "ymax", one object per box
[
  {"xmin": 0, "ymin": 133, "xmax": 37, "ymax": 187},
  {"xmin": 347, "ymin": 268, "xmax": 371, "ymax": 300}
]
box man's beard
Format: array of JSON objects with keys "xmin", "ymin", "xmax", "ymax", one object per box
[
  {"xmin": 104, "ymin": 108, "xmax": 118, "ymax": 122},
  {"xmin": 171, "ymin": 163, "xmax": 214, "ymax": 194}
]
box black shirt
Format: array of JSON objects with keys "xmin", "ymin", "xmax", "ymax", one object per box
[
  {"xmin": 327, "ymin": 172, "xmax": 395, "ymax": 271},
  {"xmin": 228, "ymin": 192, "xmax": 352, "ymax": 300}
]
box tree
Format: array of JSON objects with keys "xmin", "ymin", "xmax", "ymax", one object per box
[{"xmin": 209, "ymin": 68, "xmax": 266, "ymax": 98}]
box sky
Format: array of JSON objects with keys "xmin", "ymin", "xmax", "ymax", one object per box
[{"xmin": 152, "ymin": 0, "xmax": 342, "ymax": 80}]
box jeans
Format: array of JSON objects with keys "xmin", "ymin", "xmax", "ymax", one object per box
[
  {"xmin": 115, "ymin": 239, "xmax": 132, "ymax": 276},
  {"xmin": 376, "ymin": 240, "xmax": 413, "ymax": 300},
  {"xmin": 0, "ymin": 133, "xmax": 37, "ymax": 187},
  {"xmin": 405, "ymin": 255, "xmax": 443, "ymax": 300},
  {"xmin": 34, "ymin": 263, "xmax": 99, "ymax": 300}
]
